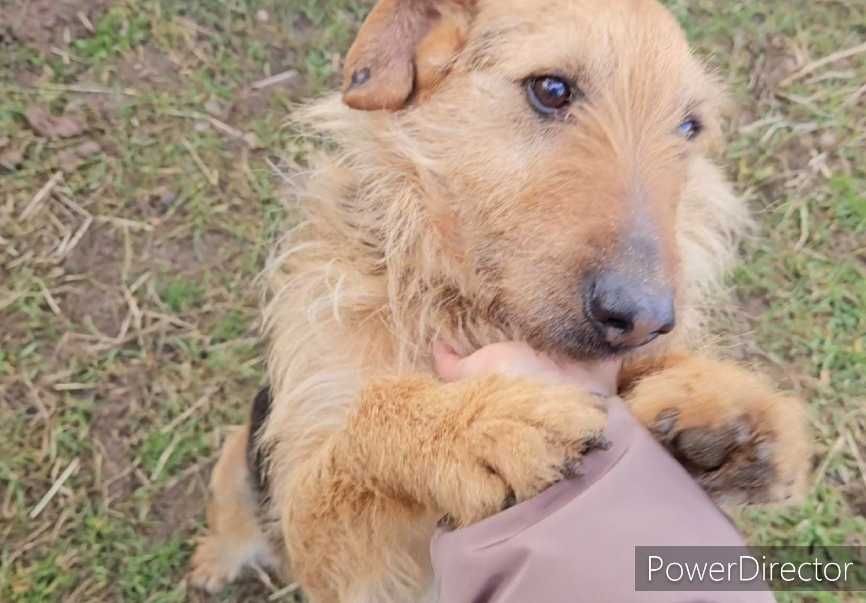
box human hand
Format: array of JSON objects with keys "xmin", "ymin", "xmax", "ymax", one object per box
[{"xmin": 433, "ymin": 341, "xmax": 620, "ymax": 397}]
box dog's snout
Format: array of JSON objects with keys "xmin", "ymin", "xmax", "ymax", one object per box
[{"xmin": 587, "ymin": 273, "xmax": 675, "ymax": 349}]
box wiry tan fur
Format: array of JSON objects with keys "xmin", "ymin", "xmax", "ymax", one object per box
[{"xmin": 190, "ymin": 1, "xmax": 811, "ymax": 601}]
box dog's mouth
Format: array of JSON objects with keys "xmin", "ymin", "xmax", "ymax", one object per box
[
  {"xmin": 549, "ymin": 328, "xmax": 635, "ymax": 361},
  {"xmin": 530, "ymin": 316, "xmax": 669, "ymax": 362}
]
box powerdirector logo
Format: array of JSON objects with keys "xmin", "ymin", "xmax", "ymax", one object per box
[{"xmin": 635, "ymin": 546, "xmax": 866, "ymax": 592}]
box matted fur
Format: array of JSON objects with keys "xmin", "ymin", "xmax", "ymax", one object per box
[
  {"xmin": 190, "ymin": 1, "xmax": 810, "ymax": 602},
  {"xmin": 260, "ymin": 93, "xmax": 750, "ymax": 495}
]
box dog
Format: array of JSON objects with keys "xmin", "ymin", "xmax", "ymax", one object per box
[{"xmin": 189, "ymin": 0, "xmax": 811, "ymax": 601}]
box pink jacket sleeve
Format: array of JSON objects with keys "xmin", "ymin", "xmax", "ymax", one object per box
[{"xmin": 430, "ymin": 398, "xmax": 775, "ymax": 603}]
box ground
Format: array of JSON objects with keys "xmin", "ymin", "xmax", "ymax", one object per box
[{"xmin": 0, "ymin": 1, "xmax": 863, "ymax": 602}]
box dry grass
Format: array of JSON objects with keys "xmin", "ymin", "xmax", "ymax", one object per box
[{"xmin": 0, "ymin": 1, "xmax": 864, "ymax": 601}]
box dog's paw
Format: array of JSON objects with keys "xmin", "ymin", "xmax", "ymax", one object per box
[
  {"xmin": 434, "ymin": 377, "xmax": 608, "ymax": 527},
  {"xmin": 189, "ymin": 537, "xmax": 238, "ymax": 593},
  {"xmin": 648, "ymin": 409, "xmax": 798, "ymax": 504},
  {"xmin": 189, "ymin": 534, "xmax": 276, "ymax": 593},
  {"xmin": 627, "ymin": 357, "xmax": 811, "ymax": 505}
]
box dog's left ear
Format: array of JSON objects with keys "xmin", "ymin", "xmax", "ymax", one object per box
[{"xmin": 342, "ymin": 0, "xmax": 475, "ymax": 111}]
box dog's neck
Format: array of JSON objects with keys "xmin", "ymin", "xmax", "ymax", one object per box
[
  {"xmin": 277, "ymin": 115, "xmax": 514, "ymax": 365},
  {"xmin": 351, "ymin": 178, "xmax": 516, "ymax": 362}
]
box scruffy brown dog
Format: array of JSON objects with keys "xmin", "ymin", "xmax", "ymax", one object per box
[{"xmin": 189, "ymin": 0, "xmax": 811, "ymax": 601}]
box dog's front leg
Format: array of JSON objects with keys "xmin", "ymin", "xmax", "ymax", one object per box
[
  {"xmin": 623, "ymin": 354, "xmax": 812, "ymax": 505},
  {"xmin": 281, "ymin": 373, "xmax": 606, "ymax": 603}
]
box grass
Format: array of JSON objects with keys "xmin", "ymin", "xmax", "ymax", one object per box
[{"xmin": 0, "ymin": 1, "xmax": 863, "ymax": 601}]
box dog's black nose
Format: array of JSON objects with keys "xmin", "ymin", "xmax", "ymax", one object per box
[{"xmin": 587, "ymin": 273, "xmax": 675, "ymax": 349}]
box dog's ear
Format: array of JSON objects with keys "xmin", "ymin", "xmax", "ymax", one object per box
[{"xmin": 342, "ymin": 0, "xmax": 474, "ymax": 111}]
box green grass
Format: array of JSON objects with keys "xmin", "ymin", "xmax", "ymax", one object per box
[
  {"xmin": 1, "ymin": 0, "xmax": 864, "ymax": 601},
  {"xmin": 73, "ymin": 7, "xmax": 152, "ymax": 61},
  {"xmin": 159, "ymin": 279, "xmax": 205, "ymax": 314}
]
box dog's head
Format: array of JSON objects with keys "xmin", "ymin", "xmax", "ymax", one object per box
[{"xmin": 342, "ymin": 0, "xmax": 725, "ymax": 359}]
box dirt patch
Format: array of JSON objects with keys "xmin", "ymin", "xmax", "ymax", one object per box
[
  {"xmin": 775, "ymin": 134, "xmax": 819, "ymax": 174},
  {"xmin": 61, "ymin": 218, "xmax": 237, "ymax": 333},
  {"xmin": 63, "ymin": 224, "xmax": 128, "ymax": 335},
  {"xmin": 24, "ymin": 107, "xmax": 88, "ymax": 139},
  {"xmin": 144, "ymin": 229, "xmax": 236, "ymax": 276},
  {"xmin": 5, "ymin": 0, "xmax": 114, "ymax": 51},
  {"xmin": 90, "ymin": 364, "xmax": 159, "ymax": 501},
  {"xmin": 54, "ymin": 139, "xmax": 103, "ymax": 173},
  {"xmin": 64, "ymin": 222, "xmax": 122, "ymax": 278},
  {"xmin": 844, "ymin": 487, "xmax": 866, "ymax": 530},
  {"xmin": 90, "ymin": 397, "xmax": 136, "ymax": 500},
  {"xmin": 2, "ymin": 381, "xmax": 31, "ymax": 411},
  {"xmin": 64, "ymin": 281, "xmax": 126, "ymax": 337},
  {"xmin": 227, "ymin": 14, "xmax": 310, "ymax": 121},
  {"xmin": 149, "ymin": 465, "xmax": 210, "ymax": 541},
  {"xmin": 135, "ymin": 187, "xmax": 179, "ymax": 220},
  {"xmin": 748, "ymin": 34, "xmax": 802, "ymax": 98},
  {"xmin": 228, "ymin": 60, "xmax": 306, "ymax": 122},
  {"xmin": 116, "ymin": 45, "xmax": 181, "ymax": 88},
  {"xmin": 229, "ymin": 80, "xmax": 303, "ymax": 122}
]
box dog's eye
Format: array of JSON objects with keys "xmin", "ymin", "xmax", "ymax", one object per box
[
  {"xmin": 678, "ymin": 117, "xmax": 703, "ymax": 140},
  {"xmin": 526, "ymin": 76, "xmax": 574, "ymax": 116}
]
